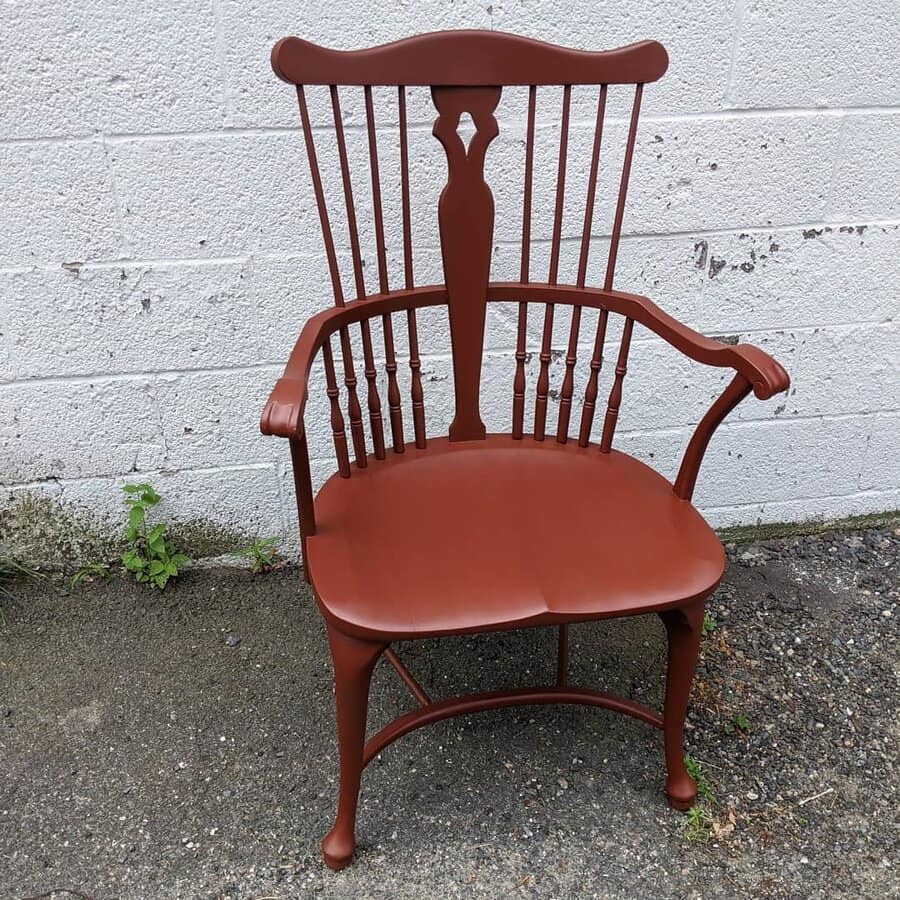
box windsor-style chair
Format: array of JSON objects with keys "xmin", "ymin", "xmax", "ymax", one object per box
[{"xmin": 260, "ymin": 31, "xmax": 789, "ymax": 869}]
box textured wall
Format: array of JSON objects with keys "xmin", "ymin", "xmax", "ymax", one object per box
[{"xmin": 1, "ymin": 1, "xmax": 898, "ymax": 563}]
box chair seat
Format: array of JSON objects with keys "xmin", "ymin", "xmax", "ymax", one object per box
[{"xmin": 306, "ymin": 435, "xmax": 725, "ymax": 640}]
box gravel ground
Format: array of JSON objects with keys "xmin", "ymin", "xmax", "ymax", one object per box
[{"xmin": 1, "ymin": 527, "xmax": 897, "ymax": 899}]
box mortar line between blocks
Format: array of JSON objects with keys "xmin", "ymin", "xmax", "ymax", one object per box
[
  {"xmin": 493, "ymin": 218, "xmax": 900, "ymax": 247},
  {"xmin": 2, "ymin": 218, "xmax": 899, "ymax": 275},
  {"xmin": 2, "ymin": 106, "xmax": 900, "ymax": 147},
  {"xmin": 0, "ymin": 362, "xmax": 283, "ymax": 387},
  {"xmin": 4, "ymin": 462, "xmax": 280, "ymax": 492},
  {"xmin": 2, "ymin": 411, "xmax": 898, "ymax": 497},
  {"xmin": 604, "ymin": 408, "xmax": 900, "ymax": 442},
  {"xmin": 822, "ymin": 111, "xmax": 850, "ymax": 222},
  {"xmin": 100, "ymin": 133, "xmax": 132, "ymax": 260},
  {"xmin": 3, "ymin": 315, "xmax": 893, "ymax": 389},
  {"xmin": 702, "ymin": 486, "xmax": 900, "ymax": 514},
  {"xmin": 209, "ymin": 0, "xmax": 232, "ymax": 128},
  {"xmin": 272, "ymin": 456, "xmax": 293, "ymax": 547}
]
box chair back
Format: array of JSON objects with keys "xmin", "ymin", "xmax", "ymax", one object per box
[{"xmin": 271, "ymin": 31, "xmax": 668, "ymax": 468}]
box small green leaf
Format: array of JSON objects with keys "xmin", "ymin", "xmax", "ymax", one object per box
[
  {"xmin": 128, "ymin": 505, "xmax": 145, "ymax": 530},
  {"xmin": 121, "ymin": 551, "xmax": 146, "ymax": 572}
]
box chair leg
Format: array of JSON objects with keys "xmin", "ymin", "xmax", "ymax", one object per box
[
  {"xmin": 322, "ymin": 624, "xmax": 386, "ymax": 870},
  {"xmin": 658, "ymin": 601, "xmax": 705, "ymax": 810}
]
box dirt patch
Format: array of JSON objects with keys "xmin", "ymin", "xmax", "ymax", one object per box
[{"xmin": 1, "ymin": 529, "xmax": 897, "ymax": 898}]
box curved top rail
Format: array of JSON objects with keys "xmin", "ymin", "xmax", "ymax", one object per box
[{"xmin": 271, "ymin": 30, "xmax": 668, "ymax": 86}]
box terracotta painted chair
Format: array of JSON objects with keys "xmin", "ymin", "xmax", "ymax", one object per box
[{"xmin": 259, "ymin": 31, "xmax": 790, "ymax": 869}]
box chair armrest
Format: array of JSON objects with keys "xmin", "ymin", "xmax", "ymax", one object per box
[
  {"xmin": 259, "ymin": 286, "xmax": 449, "ymax": 439},
  {"xmin": 259, "ymin": 313, "xmax": 332, "ymax": 550},
  {"xmin": 605, "ymin": 289, "xmax": 790, "ymax": 400},
  {"xmin": 259, "ymin": 311, "xmax": 330, "ymax": 438},
  {"xmin": 725, "ymin": 343, "xmax": 790, "ymax": 400},
  {"xmin": 490, "ymin": 283, "xmax": 791, "ymax": 399},
  {"xmin": 599, "ymin": 290, "xmax": 790, "ymax": 501},
  {"xmin": 260, "ymin": 376, "xmax": 309, "ymax": 438}
]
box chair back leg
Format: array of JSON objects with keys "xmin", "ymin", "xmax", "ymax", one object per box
[
  {"xmin": 658, "ymin": 601, "xmax": 706, "ymax": 810},
  {"xmin": 322, "ymin": 625, "xmax": 386, "ymax": 869}
]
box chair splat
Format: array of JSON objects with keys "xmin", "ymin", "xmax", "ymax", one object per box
[{"xmin": 431, "ymin": 85, "xmax": 501, "ymax": 442}]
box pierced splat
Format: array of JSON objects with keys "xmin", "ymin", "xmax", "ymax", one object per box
[
  {"xmin": 456, "ymin": 111, "xmax": 478, "ymax": 155},
  {"xmin": 431, "ymin": 85, "xmax": 501, "ymax": 442}
]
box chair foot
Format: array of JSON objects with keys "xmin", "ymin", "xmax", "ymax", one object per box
[
  {"xmin": 322, "ymin": 825, "xmax": 356, "ymax": 870},
  {"xmin": 322, "ymin": 624, "xmax": 385, "ymax": 870},
  {"xmin": 665, "ymin": 773, "xmax": 698, "ymax": 810},
  {"xmin": 659, "ymin": 600, "xmax": 705, "ymax": 812}
]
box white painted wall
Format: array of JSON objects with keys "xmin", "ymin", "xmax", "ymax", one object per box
[{"xmin": 1, "ymin": 1, "xmax": 898, "ymax": 562}]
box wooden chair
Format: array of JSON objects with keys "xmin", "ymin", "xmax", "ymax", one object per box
[{"xmin": 260, "ymin": 31, "xmax": 789, "ymax": 869}]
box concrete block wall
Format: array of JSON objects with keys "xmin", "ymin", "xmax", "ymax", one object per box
[{"xmin": 1, "ymin": 0, "xmax": 898, "ymax": 565}]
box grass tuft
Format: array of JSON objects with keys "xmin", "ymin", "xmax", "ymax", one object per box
[
  {"xmin": 237, "ymin": 536, "xmax": 282, "ymax": 575},
  {"xmin": 684, "ymin": 753, "xmax": 716, "ymax": 804},
  {"xmin": 683, "ymin": 804, "xmax": 713, "ymax": 843},
  {"xmin": 0, "ymin": 555, "xmax": 43, "ymax": 626}
]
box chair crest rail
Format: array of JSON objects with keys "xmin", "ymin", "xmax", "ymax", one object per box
[{"xmin": 271, "ymin": 31, "xmax": 668, "ymax": 86}]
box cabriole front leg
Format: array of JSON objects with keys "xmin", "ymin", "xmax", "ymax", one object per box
[
  {"xmin": 322, "ymin": 624, "xmax": 386, "ymax": 869},
  {"xmin": 658, "ymin": 600, "xmax": 705, "ymax": 810}
]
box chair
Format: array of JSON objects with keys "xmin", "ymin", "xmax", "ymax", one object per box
[{"xmin": 259, "ymin": 31, "xmax": 789, "ymax": 869}]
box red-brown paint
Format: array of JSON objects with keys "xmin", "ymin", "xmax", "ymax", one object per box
[{"xmin": 258, "ymin": 29, "xmax": 790, "ymax": 869}]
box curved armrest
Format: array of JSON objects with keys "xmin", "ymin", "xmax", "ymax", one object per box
[
  {"xmin": 720, "ymin": 342, "xmax": 790, "ymax": 400},
  {"xmin": 604, "ymin": 289, "xmax": 790, "ymax": 400},
  {"xmin": 603, "ymin": 289, "xmax": 790, "ymax": 499},
  {"xmin": 259, "ymin": 311, "xmax": 336, "ymax": 553},
  {"xmin": 489, "ymin": 283, "xmax": 791, "ymax": 400},
  {"xmin": 259, "ymin": 310, "xmax": 328, "ymax": 438},
  {"xmin": 260, "ymin": 376, "xmax": 309, "ymax": 438},
  {"xmin": 260, "ymin": 286, "xmax": 449, "ymax": 438},
  {"xmin": 493, "ymin": 283, "xmax": 792, "ymax": 501}
]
